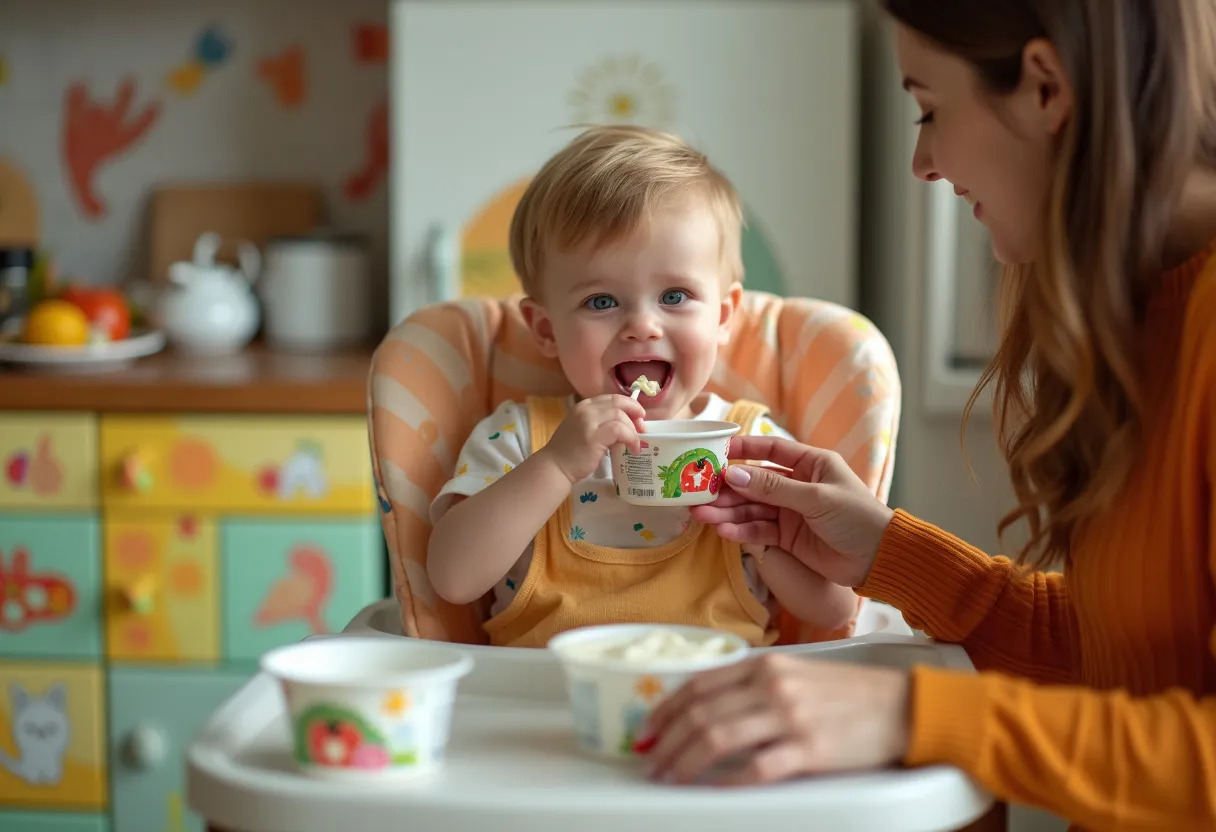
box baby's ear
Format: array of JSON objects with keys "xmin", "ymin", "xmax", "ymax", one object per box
[
  {"xmin": 718, "ymin": 282, "xmax": 743, "ymax": 344},
  {"xmin": 520, "ymin": 297, "xmax": 560, "ymax": 359}
]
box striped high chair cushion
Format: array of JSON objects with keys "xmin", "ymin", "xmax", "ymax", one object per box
[{"xmin": 368, "ymin": 291, "xmax": 901, "ymax": 645}]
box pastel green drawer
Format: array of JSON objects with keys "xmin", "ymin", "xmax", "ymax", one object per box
[
  {"xmin": 0, "ymin": 810, "xmax": 107, "ymax": 831},
  {"xmin": 0, "ymin": 661, "xmax": 106, "ymax": 811},
  {"xmin": 0, "ymin": 515, "xmax": 102, "ymax": 660},
  {"xmin": 221, "ymin": 517, "xmax": 385, "ymax": 661},
  {"xmin": 109, "ymin": 667, "xmax": 247, "ymax": 832}
]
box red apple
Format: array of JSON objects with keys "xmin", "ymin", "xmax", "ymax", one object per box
[
  {"xmin": 59, "ymin": 285, "xmax": 131, "ymax": 341},
  {"xmin": 6, "ymin": 452, "xmax": 28, "ymax": 486},
  {"xmin": 308, "ymin": 719, "xmax": 361, "ymax": 766},
  {"xmin": 258, "ymin": 466, "xmax": 279, "ymax": 493}
]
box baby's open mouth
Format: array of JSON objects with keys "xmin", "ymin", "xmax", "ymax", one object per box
[{"xmin": 614, "ymin": 360, "xmax": 672, "ymax": 396}]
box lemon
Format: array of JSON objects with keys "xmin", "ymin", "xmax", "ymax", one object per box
[{"xmin": 24, "ymin": 300, "xmax": 91, "ymax": 346}]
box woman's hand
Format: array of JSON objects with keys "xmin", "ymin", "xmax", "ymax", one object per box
[
  {"xmin": 642, "ymin": 654, "xmax": 911, "ymax": 786},
  {"xmin": 691, "ymin": 436, "xmax": 896, "ymax": 587}
]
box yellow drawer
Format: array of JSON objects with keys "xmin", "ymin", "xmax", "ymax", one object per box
[
  {"xmin": 0, "ymin": 413, "xmax": 97, "ymax": 510},
  {"xmin": 100, "ymin": 415, "xmax": 373, "ymax": 514}
]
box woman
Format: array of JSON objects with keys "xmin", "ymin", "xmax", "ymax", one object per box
[{"xmin": 641, "ymin": 1, "xmax": 1216, "ymax": 829}]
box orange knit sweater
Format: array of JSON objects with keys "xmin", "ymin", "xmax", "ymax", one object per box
[{"xmin": 858, "ymin": 245, "xmax": 1216, "ymax": 832}]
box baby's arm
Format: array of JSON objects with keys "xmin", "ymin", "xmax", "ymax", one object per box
[
  {"xmin": 428, "ymin": 452, "xmax": 572, "ymax": 604},
  {"xmin": 755, "ymin": 551, "xmax": 859, "ymax": 631}
]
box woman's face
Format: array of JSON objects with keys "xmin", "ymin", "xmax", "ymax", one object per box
[{"xmin": 895, "ymin": 23, "xmax": 1071, "ymax": 265}]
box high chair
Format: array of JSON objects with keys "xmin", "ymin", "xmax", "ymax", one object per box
[{"xmin": 366, "ymin": 291, "xmax": 901, "ymax": 646}]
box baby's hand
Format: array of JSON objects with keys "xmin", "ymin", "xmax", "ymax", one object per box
[{"xmin": 541, "ymin": 394, "xmax": 646, "ymax": 484}]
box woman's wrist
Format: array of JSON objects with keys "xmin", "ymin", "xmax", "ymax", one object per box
[{"xmin": 853, "ymin": 503, "xmax": 897, "ymax": 587}]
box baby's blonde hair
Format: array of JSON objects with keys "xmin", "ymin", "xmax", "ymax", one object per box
[{"xmin": 509, "ymin": 124, "xmax": 744, "ymax": 295}]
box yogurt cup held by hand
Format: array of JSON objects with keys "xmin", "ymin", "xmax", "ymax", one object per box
[
  {"xmin": 610, "ymin": 418, "xmax": 740, "ymax": 506},
  {"xmin": 548, "ymin": 624, "xmax": 749, "ymax": 759},
  {"xmin": 260, "ymin": 637, "xmax": 473, "ymax": 781}
]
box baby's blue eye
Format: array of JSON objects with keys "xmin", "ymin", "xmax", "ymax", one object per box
[
  {"xmin": 660, "ymin": 289, "xmax": 687, "ymax": 305},
  {"xmin": 585, "ymin": 294, "xmax": 617, "ymax": 310}
]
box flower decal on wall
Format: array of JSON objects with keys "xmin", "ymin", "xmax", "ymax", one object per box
[{"xmin": 567, "ymin": 54, "xmax": 675, "ymax": 129}]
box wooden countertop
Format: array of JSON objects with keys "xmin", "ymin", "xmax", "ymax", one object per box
[{"xmin": 0, "ymin": 344, "xmax": 375, "ymax": 413}]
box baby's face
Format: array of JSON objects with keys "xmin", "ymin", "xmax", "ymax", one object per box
[{"xmin": 524, "ymin": 196, "xmax": 740, "ymax": 421}]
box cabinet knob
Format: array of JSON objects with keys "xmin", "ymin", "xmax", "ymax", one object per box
[
  {"xmin": 119, "ymin": 575, "xmax": 157, "ymax": 615},
  {"xmin": 123, "ymin": 724, "xmax": 167, "ymax": 770},
  {"xmin": 119, "ymin": 453, "xmax": 154, "ymax": 493}
]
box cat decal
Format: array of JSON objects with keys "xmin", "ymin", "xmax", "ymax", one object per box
[{"xmin": 0, "ymin": 681, "xmax": 69, "ymax": 786}]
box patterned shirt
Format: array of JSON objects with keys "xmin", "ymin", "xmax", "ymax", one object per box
[{"xmin": 430, "ymin": 393, "xmax": 792, "ymax": 616}]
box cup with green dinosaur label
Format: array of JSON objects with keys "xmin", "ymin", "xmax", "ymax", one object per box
[{"xmin": 610, "ymin": 419, "xmax": 740, "ymax": 506}]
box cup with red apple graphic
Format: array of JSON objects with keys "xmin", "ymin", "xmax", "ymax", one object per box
[
  {"xmin": 609, "ymin": 419, "xmax": 740, "ymax": 507},
  {"xmin": 261, "ymin": 636, "xmax": 473, "ymax": 781}
]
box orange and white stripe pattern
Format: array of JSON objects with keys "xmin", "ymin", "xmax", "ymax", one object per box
[{"xmin": 367, "ymin": 292, "xmax": 901, "ymax": 645}]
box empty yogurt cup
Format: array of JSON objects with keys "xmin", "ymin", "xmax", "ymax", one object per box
[
  {"xmin": 610, "ymin": 419, "xmax": 740, "ymax": 506},
  {"xmin": 260, "ymin": 636, "xmax": 473, "ymax": 781},
  {"xmin": 548, "ymin": 624, "xmax": 749, "ymax": 759}
]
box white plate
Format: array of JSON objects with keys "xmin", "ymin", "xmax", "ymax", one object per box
[{"xmin": 0, "ymin": 329, "xmax": 166, "ymax": 373}]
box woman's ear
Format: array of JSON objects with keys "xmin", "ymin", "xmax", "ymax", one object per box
[
  {"xmin": 718, "ymin": 282, "xmax": 743, "ymax": 345},
  {"xmin": 1021, "ymin": 38, "xmax": 1074, "ymax": 136},
  {"xmin": 520, "ymin": 297, "xmax": 559, "ymax": 358}
]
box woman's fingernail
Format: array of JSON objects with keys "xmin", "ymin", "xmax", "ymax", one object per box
[
  {"xmin": 725, "ymin": 465, "xmax": 751, "ymax": 486},
  {"xmin": 632, "ymin": 734, "xmax": 658, "ymax": 754}
]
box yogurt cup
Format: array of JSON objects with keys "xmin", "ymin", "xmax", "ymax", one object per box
[
  {"xmin": 548, "ymin": 624, "xmax": 750, "ymax": 759},
  {"xmin": 610, "ymin": 419, "xmax": 740, "ymax": 506},
  {"xmin": 260, "ymin": 636, "xmax": 473, "ymax": 782}
]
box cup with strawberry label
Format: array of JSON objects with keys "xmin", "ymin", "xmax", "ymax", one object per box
[
  {"xmin": 609, "ymin": 417, "xmax": 740, "ymax": 507},
  {"xmin": 261, "ymin": 636, "xmax": 473, "ymax": 781}
]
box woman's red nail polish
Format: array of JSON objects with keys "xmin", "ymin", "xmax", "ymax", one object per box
[{"xmin": 632, "ymin": 735, "xmax": 658, "ymax": 754}]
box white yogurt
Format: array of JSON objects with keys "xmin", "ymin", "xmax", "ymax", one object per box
[
  {"xmin": 548, "ymin": 624, "xmax": 750, "ymax": 758},
  {"xmin": 571, "ymin": 627, "xmax": 738, "ymax": 664}
]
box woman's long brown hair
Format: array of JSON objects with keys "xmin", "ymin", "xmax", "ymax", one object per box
[{"xmin": 884, "ymin": 0, "xmax": 1216, "ymax": 568}]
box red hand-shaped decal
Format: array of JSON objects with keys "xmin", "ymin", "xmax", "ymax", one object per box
[
  {"xmin": 344, "ymin": 98, "xmax": 388, "ymax": 202},
  {"xmin": 63, "ymin": 78, "xmax": 161, "ymax": 219}
]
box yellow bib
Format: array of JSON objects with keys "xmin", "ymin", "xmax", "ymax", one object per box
[{"xmin": 483, "ymin": 396, "xmax": 779, "ymax": 649}]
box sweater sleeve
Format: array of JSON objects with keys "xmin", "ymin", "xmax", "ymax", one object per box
[
  {"xmin": 857, "ymin": 511, "xmax": 1078, "ymax": 684},
  {"xmin": 906, "ymin": 664, "xmax": 1216, "ymax": 830}
]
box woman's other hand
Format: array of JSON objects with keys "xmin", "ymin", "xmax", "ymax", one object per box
[{"xmin": 642, "ymin": 654, "xmax": 911, "ymax": 785}]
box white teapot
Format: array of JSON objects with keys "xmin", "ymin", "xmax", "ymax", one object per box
[{"xmin": 155, "ymin": 232, "xmax": 261, "ymax": 355}]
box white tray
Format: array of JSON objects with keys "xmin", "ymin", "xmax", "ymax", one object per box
[{"xmin": 186, "ymin": 629, "xmax": 993, "ymax": 832}]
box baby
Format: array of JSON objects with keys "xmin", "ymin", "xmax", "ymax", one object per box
[{"xmin": 427, "ymin": 125, "xmax": 858, "ymax": 648}]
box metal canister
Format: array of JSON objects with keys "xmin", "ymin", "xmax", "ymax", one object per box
[{"xmin": 0, "ymin": 247, "xmax": 33, "ymax": 339}]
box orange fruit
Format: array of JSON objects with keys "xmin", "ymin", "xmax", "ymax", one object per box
[{"xmin": 24, "ymin": 300, "xmax": 90, "ymax": 346}]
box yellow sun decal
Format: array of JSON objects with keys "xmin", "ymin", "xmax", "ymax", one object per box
[
  {"xmin": 635, "ymin": 675, "xmax": 665, "ymax": 702},
  {"xmin": 382, "ymin": 690, "xmax": 411, "ymax": 716},
  {"xmin": 568, "ymin": 54, "xmax": 675, "ymax": 129}
]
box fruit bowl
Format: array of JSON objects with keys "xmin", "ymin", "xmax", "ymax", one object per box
[{"xmin": 0, "ymin": 328, "xmax": 166, "ymax": 373}]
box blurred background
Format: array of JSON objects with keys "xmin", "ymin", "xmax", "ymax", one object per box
[{"xmin": 0, "ymin": 1, "xmax": 1059, "ymax": 830}]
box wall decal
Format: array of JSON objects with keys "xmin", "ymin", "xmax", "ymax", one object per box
[
  {"xmin": 62, "ymin": 78, "xmax": 161, "ymax": 219},
  {"xmin": 257, "ymin": 44, "xmax": 307, "ymax": 109},
  {"xmin": 344, "ymin": 98, "xmax": 387, "ymax": 201},
  {"xmin": 167, "ymin": 24, "xmax": 232, "ymax": 98},
  {"xmin": 353, "ymin": 24, "xmax": 389, "ymax": 64},
  {"xmin": 568, "ymin": 54, "xmax": 675, "ymax": 129}
]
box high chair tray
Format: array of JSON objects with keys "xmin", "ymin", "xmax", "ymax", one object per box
[{"xmin": 187, "ymin": 633, "xmax": 994, "ymax": 832}]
